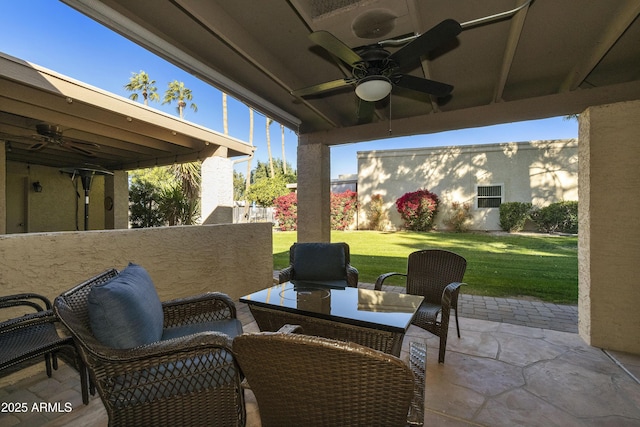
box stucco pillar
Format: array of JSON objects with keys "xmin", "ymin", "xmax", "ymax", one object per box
[
  {"xmin": 297, "ymin": 142, "xmax": 331, "ymax": 242},
  {"xmin": 201, "ymin": 150, "xmax": 233, "ymax": 224},
  {"xmin": 0, "ymin": 141, "xmax": 6, "ymax": 234},
  {"xmin": 578, "ymin": 99, "xmax": 640, "ymax": 354},
  {"xmin": 104, "ymin": 170, "xmax": 128, "ymax": 229}
]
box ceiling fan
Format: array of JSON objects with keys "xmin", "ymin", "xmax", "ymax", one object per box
[
  {"xmin": 27, "ymin": 124, "xmax": 100, "ymax": 157},
  {"xmin": 291, "ymin": 19, "xmax": 462, "ymax": 117}
]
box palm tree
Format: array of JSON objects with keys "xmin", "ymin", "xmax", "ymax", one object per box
[
  {"xmin": 244, "ymin": 108, "xmax": 255, "ymax": 221},
  {"xmin": 124, "ymin": 71, "xmax": 159, "ymax": 106},
  {"xmin": 163, "ymin": 80, "xmax": 198, "ymax": 119},
  {"xmin": 280, "ymin": 124, "xmax": 287, "ymax": 174},
  {"xmin": 266, "ymin": 117, "xmax": 275, "ymax": 177},
  {"xmin": 222, "ymin": 92, "xmax": 229, "ymax": 135}
]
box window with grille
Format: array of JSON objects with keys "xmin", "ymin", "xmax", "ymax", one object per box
[{"xmin": 476, "ymin": 184, "xmax": 503, "ymax": 208}]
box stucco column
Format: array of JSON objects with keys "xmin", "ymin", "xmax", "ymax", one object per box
[
  {"xmin": 578, "ymin": 99, "xmax": 640, "ymax": 354},
  {"xmin": 104, "ymin": 170, "xmax": 128, "ymax": 229},
  {"xmin": 297, "ymin": 142, "xmax": 331, "ymax": 242},
  {"xmin": 0, "ymin": 141, "xmax": 6, "ymax": 234},
  {"xmin": 201, "ymin": 150, "xmax": 233, "ymax": 224}
]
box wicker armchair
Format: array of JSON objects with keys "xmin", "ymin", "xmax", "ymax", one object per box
[
  {"xmin": 54, "ymin": 268, "xmax": 245, "ymax": 427},
  {"xmin": 0, "ymin": 293, "xmax": 89, "ymax": 404},
  {"xmin": 234, "ymin": 325, "xmax": 425, "ymax": 426},
  {"xmin": 278, "ymin": 242, "xmax": 359, "ymax": 287},
  {"xmin": 375, "ymin": 249, "xmax": 467, "ymax": 363}
]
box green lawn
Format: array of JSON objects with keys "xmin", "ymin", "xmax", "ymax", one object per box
[{"xmin": 273, "ymin": 231, "xmax": 578, "ymax": 304}]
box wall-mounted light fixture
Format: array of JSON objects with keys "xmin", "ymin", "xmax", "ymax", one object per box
[{"xmin": 32, "ymin": 181, "xmax": 43, "ymax": 193}]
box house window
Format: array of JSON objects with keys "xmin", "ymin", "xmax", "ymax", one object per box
[{"xmin": 476, "ymin": 184, "xmax": 503, "ymax": 208}]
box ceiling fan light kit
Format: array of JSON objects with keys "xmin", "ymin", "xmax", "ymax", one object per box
[{"xmin": 355, "ymin": 76, "xmax": 392, "ymax": 102}]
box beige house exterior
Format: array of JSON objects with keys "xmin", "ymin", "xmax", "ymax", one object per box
[{"xmin": 357, "ymin": 139, "xmax": 578, "ymax": 231}]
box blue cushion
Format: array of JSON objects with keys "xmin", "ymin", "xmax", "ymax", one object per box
[
  {"xmin": 293, "ymin": 243, "xmax": 346, "ymax": 281},
  {"xmin": 161, "ymin": 319, "xmax": 243, "ymax": 341},
  {"xmin": 88, "ymin": 263, "xmax": 164, "ymax": 349}
]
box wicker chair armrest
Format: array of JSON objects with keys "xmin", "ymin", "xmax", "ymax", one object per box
[
  {"xmin": 374, "ymin": 272, "xmax": 407, "ymax": 291},
  {"xmin": 0, "ymin": 310, "xmax": 58, "ymax": 333},
  {"xmin": 278, "ymin": 266, "xmax": 294, "ymax": 283},
  {"xmin": 85, "ymin": 331, "xmax": 234, "ymax": 363},
  {"xmin": 162, "ymin": 292, "xmax": 237, "ymax": 327},
  {"xmin": 0, "ymin": 293, "xmax": 52, "ymax": 312},
  {"xmin": 441, "ymin": 282, "xmax": 466, "ymax": 308},
  {"xmin": 346, "ymin": 265, "xmax": 359, "ymax": 287}
]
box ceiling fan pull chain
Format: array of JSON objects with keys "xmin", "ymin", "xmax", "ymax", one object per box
[{"xmin": 388, "ymin": 93, "xmax": 393, "ymax": 136}]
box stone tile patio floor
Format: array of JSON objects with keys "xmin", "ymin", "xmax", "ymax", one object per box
[{"xmin": 1, "ymin": 284, "xmax": 639, "ymax": 426}]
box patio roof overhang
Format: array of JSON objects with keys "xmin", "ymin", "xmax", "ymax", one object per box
[
  {"xmin": 58, "ymin": 0, "xmax": 640, "ymax": 146},
  {"xmin": 0, "ymin": 52, "xmax": 254, "ymax": 171}
]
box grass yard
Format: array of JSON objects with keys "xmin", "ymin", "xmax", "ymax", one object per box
[{"xmin": 273, "ymin": 231, "xmax": 578, "ymax": 304}]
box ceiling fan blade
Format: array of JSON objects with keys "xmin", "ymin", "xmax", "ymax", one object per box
[
  {"xmin": 64, "ymin": 143, "xmax": 97, "ymax": 157},
  {"xmin": 291, "ymin": 78, "xmax": 354, "ymax": 97},
  {"xmin": 388, "ymin": 19, "xmax": 462, "ymax": 68},
  {"xmin": 29, "ymin": 140, "xmax": 49, "ymax": 151},
  {"xmin": 356, "ymin": 99, "xmax": 375, "ymax": 123},
  {"xmin": 393, "ymin": 74, "xmax": 453, "ymax": 97},
  {"xmin": 309, "ymin": 31, "xmax": 363, "ymax": 67}
]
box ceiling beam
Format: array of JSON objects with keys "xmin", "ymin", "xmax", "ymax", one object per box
[
  {"xmin": 300, "ymin": 79, "xmax": 640, "ymax": 146},
  {"xmin": 559, "ymin": 2, "xmax": 640, "ymax": 92},
  {"xmin": 493, "ymin": 0, "xmax": 530, "ymax": 102}
]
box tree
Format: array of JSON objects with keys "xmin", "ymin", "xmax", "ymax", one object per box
[
  {"xmin": 251, "ymin": 159, "xmax": 296, "ymax": 183},
  {"xmin": 222, "ymin": 92, "xmax": 229, "ymax": 135},
  {"xmin": 245, "ymin": 174, "xmax": 289, "ymax": 207},
  {"xmin": 163, "ymin": 80, "xmax": 198, "ymax": 119},
  {"xmin": 124, "ymin": 71, "xmax": 159, "ymax": 106},
  {"xmin": 266, "ymin": 117, "xmax": 275, "ymax": 177},
  {"xmin": 243, "ymin": 108, "xmax": 255, "ymax": 219},
  {"xmin": 280, "ymin": 124, "xmax": 287, "ymax": 174}
]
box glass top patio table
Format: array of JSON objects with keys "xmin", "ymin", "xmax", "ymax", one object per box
[{"xmin": 240, "ymin": 281, "xmax": 424, "ymax": 333}]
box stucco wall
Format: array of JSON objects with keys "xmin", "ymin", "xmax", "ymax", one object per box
[
  {"xmin": 579, "ymin": 100, "xmax": 640, "ymax": 354},
  {"xmin": 0, "ymin": 222, "xmax": 272, "ymax": 303},
  {"xmin": 357, "ymin": 140, "xmax": 578, "ymax": 231}
]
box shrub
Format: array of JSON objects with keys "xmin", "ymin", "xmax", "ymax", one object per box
[
  {"xmin": 395, "ymin": 189, "xmax": 440, "ymax": 231},
  {"xmin": 499, "ymin": 202, "xmax": 533, "ymax": 232},
  {"xmin": 331, "ymin": 190, "xmax": 357, "ymax": 230},
  {"xmin": 273, "ymin": 192, "xmax": 298, "ymax": 231},
  {"xmin": 367, "ymin": 194, "xmax": 387, "ymax": 231},
  {"xmin": 273, "ymin": 190, "xmax": 359, "ymax": 231},
  {"xmin": 444, "ymin": 201, "xmax": 473, "ymax": 232},
  {"xmin": 530, "ymin": 201, "xmax": 578, "ymax": 234}
]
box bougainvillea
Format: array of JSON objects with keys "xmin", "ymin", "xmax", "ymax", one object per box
[
  {"xmin": 330, "ymin": 190, "xmax": 357, "ymax": 230},
  {"xmin": 395, "ymin": 189, "xmax": 440, "ymax": 231},
  {"xmin": 272, "ymin": 190, "xmax": 358, "ymax": 231},
  {"xmin": 273, "ymin": 192, "xmax": 298, "ymax": 231}
]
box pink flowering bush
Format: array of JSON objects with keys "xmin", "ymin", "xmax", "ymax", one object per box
[
  {"xmin": 273, "ymin": 192, "xmax": 298, "ymax": 231},
  {"xmin": 331, "ymin": 190, "xmax": 357, "ymax": 230},
  {"xmin": 273, "ymin": 190, "xmax": 358, "ymax": 231},
  {"xmin": 395, "ymin": 189, "xmax": 440, "ymax": 231}
]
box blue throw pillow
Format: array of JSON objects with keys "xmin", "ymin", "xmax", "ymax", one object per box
[
  {"xmin": 293, "ymin": 243, "xmax": 346, "ymax": 281},
  {"xmin": 88, "ymin": 263, "xmax": 164, "ymax": 349}
]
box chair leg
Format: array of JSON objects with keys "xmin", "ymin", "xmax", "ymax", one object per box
[
  {"xmin": 455, "ymin": 308, "xmax": 461, "ymax": 339},
  {"xmin": 438, "ymin": 331, "xmax": 448, "ymax": 364},
  {"xmin": 44, "ymin": 354, "xmax": 53, "ymax": 377}
]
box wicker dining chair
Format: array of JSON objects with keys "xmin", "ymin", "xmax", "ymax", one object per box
[
  {"xmin": 54, "ymin": 267, "xmax": 246, "ymax": 427},
  {"xmin": 234, "ymin": 326, "xmax": 425, "ymax": 426},
  {"xmin": 375, "ymin": 249, "xmax": 467, "ymax": 363},
  {"xmin": 278, "ymin": 242, "xmax": 359, "ymax": 287},
  {"xmin": 0, "ymin": 293, "xmax": 90, "ymax": 404}
]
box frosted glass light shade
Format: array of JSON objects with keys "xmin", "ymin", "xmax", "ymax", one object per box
[{"xmin": 355, "ymin": 76, "xmax": 392, "ymax": 102}]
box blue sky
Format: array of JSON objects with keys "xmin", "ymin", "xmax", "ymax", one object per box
[{"xmin": 1, "ymin": 1, "xmax": 578, "ymax": 179}]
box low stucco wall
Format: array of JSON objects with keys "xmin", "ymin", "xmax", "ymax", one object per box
[{"xmin": 0, "ymin": 222, "xmax": 272, "ymax": 304}]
